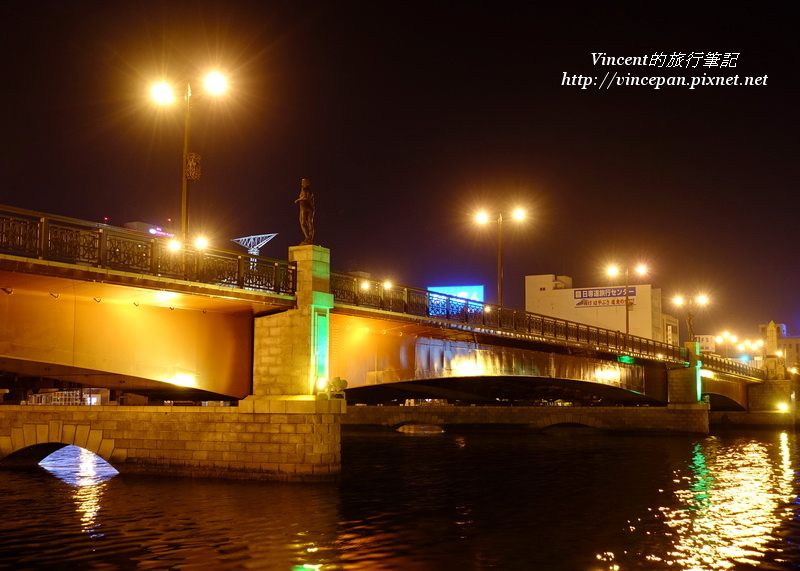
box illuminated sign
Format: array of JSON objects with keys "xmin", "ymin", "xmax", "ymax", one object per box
[
  {"xmin": 148, "ymin": 227, "xmax": 174, "ymax": 237},
  {"xmin": 427, "ymin": 285, "xmax": 484, "ymax": 303},
  {"xmin": 574, "ymin": 287, "xmax": 635, "ymax": 308},
  {"xmin": 124, "ymin": 221, "xmax": 175, "ymax": 237}
]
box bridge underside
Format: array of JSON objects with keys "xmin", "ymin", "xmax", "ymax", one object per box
[
  {"xmin": 331, "ymin": 312, "xmax": 670, "ymax": 405},
  {"xmin": 701, "ymin": 374, "xmax": 753, "ymax": 411},
  {"xmin": 346, "ymin": 375, "xmax": 666, "ymax": 406},
  {"xmin": 0, "ymin": 257, "xmax": 294, "ymax": 402}
]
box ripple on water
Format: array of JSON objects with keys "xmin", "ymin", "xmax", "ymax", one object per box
[{"xmin": 0, "ymin": 428, "xmax": 799, "ymax": 569}]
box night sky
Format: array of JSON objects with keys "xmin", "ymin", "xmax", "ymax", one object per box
[{"xmin": 2, "ymin": 1, "xmax": 797, "ymax": 338}]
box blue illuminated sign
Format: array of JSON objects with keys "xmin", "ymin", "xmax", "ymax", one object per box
[{"xmin": 427, "ymin": 285, "xmax": 484, "ymax": 302}]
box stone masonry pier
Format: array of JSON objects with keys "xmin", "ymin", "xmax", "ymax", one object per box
[
  {"xmin": 343, "ymin": 404, "xmax": 710, "ymax": 433},
  {"xmin": 0, "ymin": 399, "xmax": 344, "ymax": 481}
]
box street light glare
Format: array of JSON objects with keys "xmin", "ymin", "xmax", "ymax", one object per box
[
  {"xmin": 673, "ymin": 295, "xmax": 684, "ymax": 306},
  {"xmin": 475, "ymin": 211, "xmax": 489, "ymax": 224},
  {"xmin": 204, "ymin": 72, "xmax": 228, "ymax": 95},
  {"xmin": 151, "ymin": 81, "xmax": 174, "ymax": 104},
  {"xmin": 606, "ymin": 265, "xmax": 620, "ymax": 277},
  {"xmin": 697, "ymin": 294, "xmax": 709, "ymax": 305},
  {"xmin": 512, "ymin": 208, "xmax": 525, "ymax": 221},
  {"xmin": 635, "ymin": 264, "xmax": 647, "ymax": 275}
]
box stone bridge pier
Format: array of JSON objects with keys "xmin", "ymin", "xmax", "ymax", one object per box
[{"xmin": 0, "ymin": 245, "xmax": 344, "ymax": 481}]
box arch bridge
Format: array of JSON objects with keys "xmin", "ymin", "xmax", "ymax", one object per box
[
  {"xmin": 0, "ymin": 204, "xmax": 767, "ymax": 410},
  {"xmin": 327, "ymin": 273, "xmax": 766, "ymax": 411},
  {"xmin": 0, "ymin": 205, "xmax": 779, "ymax": 478}
]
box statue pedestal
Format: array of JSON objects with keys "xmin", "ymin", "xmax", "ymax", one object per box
[{"xmin": 251, "ymin": 245, "xmax": 333, "ymax": 396}]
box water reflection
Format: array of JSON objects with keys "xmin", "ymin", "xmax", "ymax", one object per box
[
  {"xmin": 39, "ymin": 445, "xmax": 118, "ymax": 539},
  {"xmin": 3, "ymin": 430, "xmax": 799, "ymax": 569},
  {"xmin": 601, "ymin": 432, "xmax": 797, "ymax": 570},
  {"xmin": 39, "ymin": 444, "xmax": 119, "ymax": 487}
]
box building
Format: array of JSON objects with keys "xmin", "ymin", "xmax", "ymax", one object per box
[
  {"xmin": 759, "ymin": 322, "xmax": 800, "ymax": 369},
  {"xmin": 524, "ymin": 274, "xmax": 679, "ymax": 345}
]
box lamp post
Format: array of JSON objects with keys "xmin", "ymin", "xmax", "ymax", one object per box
[
  {"xmin": 606, "ymin": 264, "xmax": 647, "ymax": 335},
  {"xmin": 714, "ymin": 331, "xmax": 738, "ymax": 359},
  {"xmin": 736, "ymin": 339, "xmax": 764, "ymax": 364},
  {"xmin": 672, "ymin": 294, "xmax": 709, "ymax": 342},
  {"xmin": 151, "ymin": 72, "xmax": 227, "ymax": 243},
  {"xmin": 476, "ymin": 208, "xmax": 525, "ymax": 307}
]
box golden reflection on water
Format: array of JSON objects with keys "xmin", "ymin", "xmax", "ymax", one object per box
[{"xmin": 598, "ymin": 432, "xmax": 796, "ymax": 570}]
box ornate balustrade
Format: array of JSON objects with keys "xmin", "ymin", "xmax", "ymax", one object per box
[
  {"xmin": 0, "ymin": 205, "xmax": 295, "ymax": 295},
  {"xmin": 700, "ymin": 352, "xmax": 767, "ymax": 379}
]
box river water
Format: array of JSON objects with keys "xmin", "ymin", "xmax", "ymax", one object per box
[{"xmin": 1, "ymin": 425, "xmax": 799, "ymax": 570}]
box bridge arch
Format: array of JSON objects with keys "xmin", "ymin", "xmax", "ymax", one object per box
[
  {"xmin": 0, "ymin": 421, "xmax": 115, "ymax": 468},
  {"xmin": 703, "ymin": 393, "xmax": 746, "ymax": 411}
]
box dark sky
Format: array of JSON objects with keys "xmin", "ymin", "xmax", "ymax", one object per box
[{"xmin": 1, "ymin": 1, "xmax": 798, "ymax": 337}]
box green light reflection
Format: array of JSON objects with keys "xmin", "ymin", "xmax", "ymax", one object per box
[{"xmin": 596, "ymin": 432, "xmax": 797, "ymax": 570}]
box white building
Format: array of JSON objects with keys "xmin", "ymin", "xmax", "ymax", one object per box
[{"xmin": 525, "ymin": 274, "xmax": 679, "ymax": 345}]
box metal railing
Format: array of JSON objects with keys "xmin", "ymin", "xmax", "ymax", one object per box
[
  {"xmin": 0, "ymin": 205, "xmax": 296, "ymax": 295},
  {"xmin": 700, "ymin": 352, "xmax": 766, "ymax": 379},
  {"xmin": 330, "ymin": 272, "xmax": 767, "ymax": 379}
]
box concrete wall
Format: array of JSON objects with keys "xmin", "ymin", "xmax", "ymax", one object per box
[
  {"xmin": 0, "ymin": 400, "xmax": 344, "ymax": 481},
  {"xmin": 748, "ymin": 379, "xmax": 793, "ymax": 411},
  {"xmin": 343, "ymin": 404, "xmax": 709, "ymax": 434},
  {"xmin": 710, "ymin": 410, "xmax": 795, "ymax": 428}
]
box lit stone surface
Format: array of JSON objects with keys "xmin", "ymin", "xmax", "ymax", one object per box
[
  {"xmin": 0, "ymin": 400, "xmax": 344, "ymax": 481},
  {"xmin": 342, "ymin": 404, "xmax": 710, "ymax": 433}
]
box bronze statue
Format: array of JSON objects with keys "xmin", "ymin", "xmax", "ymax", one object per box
[{"xmin": 295, "ymin": 178, "xmax": 315, "ymax": 245}]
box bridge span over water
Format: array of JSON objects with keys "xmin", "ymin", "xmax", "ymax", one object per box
[
  {"xmin": 0, "ymin": 204, "xmax": 767, "ymax": 410},
  {"xmin": 0, "ymin": 205, "xmax": 791, "ymax": 481},
  {"xmin": 328, "ymin": 275, "xmax": 767, "ymax": 409}
]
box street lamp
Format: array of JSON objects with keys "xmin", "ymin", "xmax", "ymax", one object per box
[
  {"xmin": 606, "ymin": 263, "xmax": 647, "ymax": 335},
  {"xmin": 151, "ymin": 72, "xmax": 228, "ymax": 243},
  {"xmin": 736, "ymin": 339, "xmax": 764, "ymax": 363},
  {"xmin": 672, "ymin": 294, "xmax": 709, "ymax": 342},
  {"xmin": 476, "ymin": 208, "xmax": 525, "ymax": 307},
  {"xmin": 714, "ymin": 331, "xmax": 738, "ymax": 358}
]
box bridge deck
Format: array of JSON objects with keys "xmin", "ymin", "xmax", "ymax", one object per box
[{"xmin": 330, "ymin": 273, "xmax": 765, "ymax": 381}]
